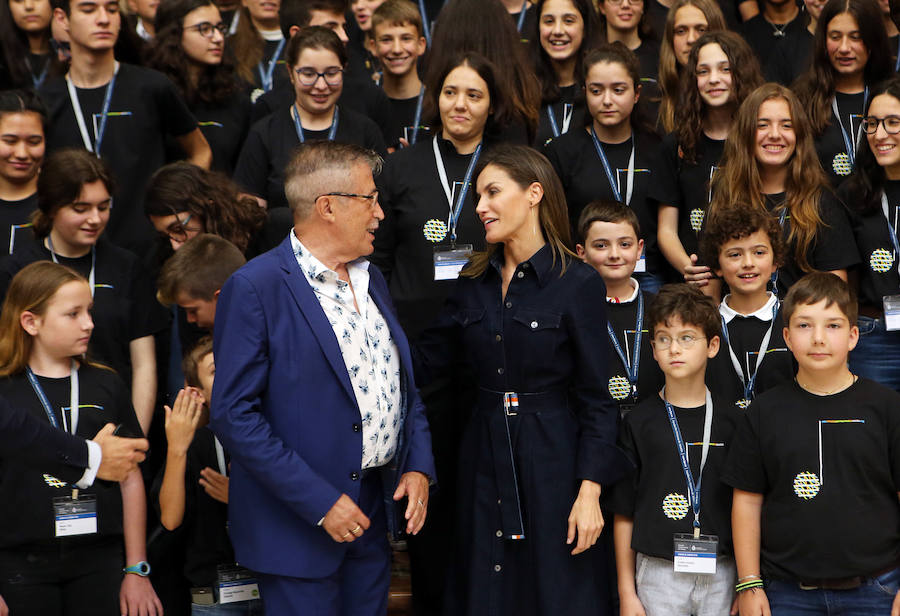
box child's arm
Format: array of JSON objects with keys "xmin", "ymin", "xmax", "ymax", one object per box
[
  {"xmin": 129, "ymin": 336, "xmax": 157, "ymax": 435},
  {"xmin": 732, "ymin": 488, "xmax": 770, "ymax": 616},
  {"xmin": 614, "ymin": 514, "xmax": 646, "ymax": 616},
  {"xmin": 657, "ymin": 205, "xmax": 692, "ymax": 274},
  {"xmin": 120, "ymin": 470, "xmax": 163, "ymax": 616},
  {"xmin": 158, "ymin": 388, "xmax": 204, "ymax": 530}
]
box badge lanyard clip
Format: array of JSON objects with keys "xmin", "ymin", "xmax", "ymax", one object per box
[
  {"xmin": 663, "ymin": 387, "xmax": 713, "ymax": 537},
  {"xmin": 590, "ymin": 128, "xmax": 634, "ymax": 206},
  {"xmin": 292, "ymin": 104, "xmax": 339, "ymax": 143},
  {"xmin": 432, "ymin": 136, "xmax": 482, "ymax": 247},
  {"xmin": 66, "ymin": 62, "xmax": 119, "ymax": 157},
  {"xmin": 257, "ymin": 38, "xmax": 286, "ymax": 92},
  {"xmin": 720, "ymin": 298, "xmax": 779, "ymax": 406},
  {"xmin": 606, "ymin": 291, "xmax": 643, "ymax": 400}
]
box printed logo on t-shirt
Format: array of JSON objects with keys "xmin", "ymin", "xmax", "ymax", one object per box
[
  {"xmin": 832, "ymin": 152, "xmax": 852, "ymax": 176},
  {"xmin": 662, "ymin": 492, "xmax": 689, "ymax": 519},
  {"xmin": 43, "ymin": 474, "xmax": 66, "ymax": 488},
  {"xmin": 423, "ymin": 219, "xmax": 447, "ymax": 243},
  {"xmin": 870, "ymin": 248, "xmax": 894, "ymax": 273},
  {"xmin": 793, "ymin": 418, "xmax": 865, "ymax": 500},
  {"xmin": 608, "ymin": 375, "xmax": 631, "ymax": 400},
  {"xmin": 690, "ymin": 208, "xmax": 705, "ymax": 233},
  {"xmin": 613, "ymin": 168, "xmax": 651, "ymax": 198},
  {"xmin": 91, "ymin": 111, "xmax": 132, "ymax": 138}
]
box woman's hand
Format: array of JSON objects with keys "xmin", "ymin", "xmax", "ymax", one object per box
[
  {"xmin": 566, "ymin": 480, "xmax": 603, "ymax": 555},
  {"xmin": 120, "ymin": 573, "xmax": 163, "ymax": 616},
  {"xmin": 683, "ymin": 254, "xmax": 714, "ymax": 287}
]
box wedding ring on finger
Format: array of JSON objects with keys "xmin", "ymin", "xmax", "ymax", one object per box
[
  {"xmin": 342, "ymin": 531, "xmax": 352, "ymax": 539},
  {"xmin": 416, "ymin": 499, "xmax": 424, "ymax": 508},
  {"xmin": 351, "ymin": 525, "xmax": 362, "ymax": 535}
]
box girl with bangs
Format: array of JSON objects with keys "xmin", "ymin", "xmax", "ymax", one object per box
[
  {"xmin": 706, "ymin": 83, "xmax": 858, "ymax": 297},
  {"xmin": 651, "ymin": 31, "xmax": 762, "ymax": 292}
]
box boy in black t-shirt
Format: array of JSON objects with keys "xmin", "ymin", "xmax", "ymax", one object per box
[
  {"xmin": 576, "ymin": 200, "xmax": 663, "ymax": 416},
  {"xmin": 607, "ymin": 284, "xmax": 740, "ymax": 616},
  {"xmin": 366, "ymin": 0, "xmax": 428, "ymax": 151},
  {"xmin": 724, "ymin": 273, "xmax": 900, "ymax": 615},
  {"xmin": 701, "ymin": 206, "xmax": 795, "ymax": 410}
]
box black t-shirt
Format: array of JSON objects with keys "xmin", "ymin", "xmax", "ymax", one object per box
[
  {"xmin": 0, "ymin": 194, "xmax": 38, "ymax": 256},
  {"xmin": 763, "ymin": 191, "xmax": 859, "ymax": 295},
  {"xmin": 544, "ymin": 128, "xmax": 664, "ymax": 275},
  {"xmin": 371, "ymin": 136, "xmax": 487, "ymax": 339},
  {"xmin": 843, "ymin": 180, "xmax": 900, "ymax": 308},
  {"xmin": 649, "ymin": 131, "xmax": 725, "ymax": 262},
  {"xmin": 384, "ymin": 90, "xmax": 431, "ymax": 151},
  {"xmin": 0, "ymin": 365, "xmax": 143, "ymax": 547},
  {"xmin": 740, "ymin": 12, "xmax": 811, "ymax": 86},
  {"xmin": 606, "ymin": 392, "xmax": 740, "ymax": 559},
  {"xmin": 722, "ymin": 378, "xmax": 900, "ymax": 581},
  {"xmin": 706, "ymin": 295, "xmax": 795, "ymax": 410},
  {"xmin": 645, "ymin": 0, "xmax": 671, "ymax": 42},
  {"xmin": 233, "ymin": 105, "xmax": 387, "ymax": 210},
  {"xmin": 39, "ymin": 63, "xmax": 198, "ymax": 255},
  {"xmin": 605, "ymin": 288, "xmax": 665, "ymax": 414},
  {"xmin": 151, "ymin": 427, "xmax": 234, "ymax": 586},
  {"xmin": 0, "ymin": 237, "xmax": 169, "ymax": 384},
  {"xmin": 815, "ymin": 90, "xmax": 867, "ymax": 187},
  {"xmin": 510, "ymin": 4, "xmax": 538, "ymax": 42},
  {"xmin": 191, "ymin": 89, "xmax": 252, "ymax": 175},
  {"xmin": 534, "ymin": 84, "xmax": 586, "ymax": 149}
]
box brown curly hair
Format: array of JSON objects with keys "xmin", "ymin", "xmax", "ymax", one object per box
[{"xmin": 700, "ymin": 203, "xmax": 786, "ymax": 273}]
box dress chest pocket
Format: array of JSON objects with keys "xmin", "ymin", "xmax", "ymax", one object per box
[{"xmin": 451, "ymin": 307, "xmax": 486, "ymax": 328}]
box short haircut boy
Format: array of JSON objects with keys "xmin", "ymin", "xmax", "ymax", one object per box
[
  {"xmin": 576, "ymin": 200, "xmax": 641, "ymax": 246},
  {"xmin": 370, "ymin": 0, "xmax": 424, "ymax": 37},
  {"xmin": 280, "ymin": 0, "xmax": 348, "ymax": 37},
  {"xmin": 782, "ymin": 271, "xmax": 858, "ymax": 324},
  {"xmin": 646, "ymin": 283, "xmax": 721, "ymax": 342},
  {"xmin": 700, "ymin": 205, "xmax": 786, "ymax": 272},
  {"xmin": 182, "ymin": 335, "xmax": 213, "ymax": 390},
  {"xmin": 157, "ymin": 234, "xmax": 246, "ymax": 305}
]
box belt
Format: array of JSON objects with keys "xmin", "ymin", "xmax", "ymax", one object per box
[
  {"xmin": 858, "ymin": 304, "xmax": 883, "ymax": 319},
  {"xmin": 476, "ymin": 388, "xmax": 567, "ymax": 541},
  {"xmin": 797, "ymin": 561, "xmax": 900, "ymax": 591}
]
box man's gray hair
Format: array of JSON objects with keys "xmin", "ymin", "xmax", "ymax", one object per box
[{"xmin": 284, "ymin": 142, "xmax": 383, "ymax": 220}]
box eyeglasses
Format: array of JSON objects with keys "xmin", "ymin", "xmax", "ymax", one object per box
[
  {"xmin": 161, "ymin": 213, "xmax": 202, "ymax": 242},
  {"xmin": 294, "ymin": 67, "xmax": 344, "ymax": 87},
  {"xmin": 318, "ymin": 190, "xmax": 379, "ymax": 204},
  {"xmin": 184, "ymin": 21, "xmax": 228, "ymax": 38},
  {"xmin": 651, "ymin": 333, "xmax": 706, "ymax": 350},
  {"xmin": 862, "ymin": 115, "xmax": 900, "ymax": 135}
]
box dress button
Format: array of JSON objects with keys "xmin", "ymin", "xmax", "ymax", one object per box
[
  {"xmin": 494, "ymin": 565, "xmax": 502, "ymax": 572},
  {"xmin": 505, "ymin": 301, "xmax": 512, "ymax": 309},
  {"xmin": 496, "ymin": 530, "xmax": 503, "ymax": 538},
  {"xmin": 516, "ymin": 271, "xmax": 524, "ymax": 279},
  {"xmin": 530, "ymin": 321, "xmax": 538, "ymax": 329},
  {"xmin": 350, "ymin": 472, "xmax": 359, "ymax": 480},
  {"xmin": 497, "ymin": 368, "xmax": 504, "ymax": 375},
  {"xmin": 352, "ymin": 423, "xmax": 361, "ymax": 432},
  {"xmin": 495, "ymin": 334, "xmax": 502, "ymax": 342}
]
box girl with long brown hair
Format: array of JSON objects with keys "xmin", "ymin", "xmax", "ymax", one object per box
[
  {"xmin": 226, "ymin": 0, "xmax": 284, "ymax": 94},
  {"xmin": 707, "ymin": 83, "xmax": 858, "ymax": 296}
]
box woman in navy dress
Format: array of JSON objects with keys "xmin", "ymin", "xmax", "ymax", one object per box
[{"xmin": 416, "ymin": 145, "xmax": 629, "ymax": 615}]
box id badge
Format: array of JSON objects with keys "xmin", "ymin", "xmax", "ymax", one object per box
[
  {"xmin": 634, "ymin": 247, "xmax": 647, "ymax": 273},
  {"xmin": 883, "ymin": 295, "xmax": 900, "ymax": 331},
  {"xmin": 53, "ymin": 494, "xmax": 98, "ymax": 537},
  {"xmin": 673, "ymin": 533, "xmax": 717, "ymax": 575},
  {"xmin": 217, "ymin": 565, "xmax": 260, "ymax": 604},
  {"xmin": 433, "ymin": 244, "xmax": 473, "ymax": 281}
]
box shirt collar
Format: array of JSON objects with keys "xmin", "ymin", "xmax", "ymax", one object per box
[
  {"xmin": 719, "ymin": 292, "xmax": 778, "ymax": 323},
  {"xmin": 136, "ymin": 18, "xmax": 152, "ymax": 41},
  {"xmin": 606, "ymin": 278, "xmax": 640, "ymax": 304},
  {"xmin": 290, "ymin": 231, "xmax": 369, "ymax": 286},
  {"xmin": 488, "ymin": 243, "xmax": 557, "ymax": 287}
]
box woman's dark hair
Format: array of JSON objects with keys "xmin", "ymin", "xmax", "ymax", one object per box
[
  {"xmin": 424, "ymin": 51, "xmax": 509, "ymax": 141},
  {"xmin": 843, "ymin": 75, "xmax": 900, "ymax": 215},
  {"xmin": 676, "ymin": 30, "xmax": 763, "ymax": 164},
  {"xmin": 147, "ymin": 0, "xmax": 239, "ymax": 106},
  {"xmin": 145, "ymin": 162, "xmax": 266, "ymax": 254},
  {"xmin": 34, "ymin": 149, "xmax": 115, "ymax": 238},
  {"xmin": 426, "ymin": 0, "xmax": 540, "ymax": 142},
  {"xmin": 0, "ymin": 0, "xmax": 60, "ymax": 88},
  {"xmin": 285, "ymin": 25, "xmax": 347, "ymax": 67},
  {"xmin": 582, "ymin": 42, "xmax": 655, "ymax": 134},
  {"xmin": 794, "ymin": 0, "xmax": 892, "ymax": 136},
  {"xmin": 0, "ymin": 89, "xmax": 47, "ymax": 129},
  {"xmin": 528, "ymin": 0, "xmax": 599, "ymax": 105}
]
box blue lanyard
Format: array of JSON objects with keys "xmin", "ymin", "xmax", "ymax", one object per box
[
  {"xmin": 516, "ymin": 0, "xmax": 528, "ymax": 32},
  {"xmin": 25, "ymin": 362, "xmax": 78, "ymax": 434},
  {"xmin": 895, "ymin": 37, "xmax": 900, "ymax": 72},
  {"xmin": 410, "ymin": 86, "xmax": 426, "ymax": 145},
  {"xmin": 418, "ymin": 0, "xmax": 432, "ymax": 46},
  {"xmin": 432, "ymin": 137, "xmax": 482, "ymax": 244},
  {"xmin": 31, "ymin": 57, "xmax": 49, "ymax": 89},
  {"xmin": 589, "ymin": 127, "xmax": 634, "ymax": 205},
  {"xmin": 881, "ymin": 191, "xmax": 900, "ymax": 278},
  {"xmin": 770, "ymin": 206, "xmax": 788, "ymax": 295},
  {"xmin": 66, "ymin": 63, "xmax": 119, "ymax": 156},
  {"xmin": 292, "ymin": 104, "xmax": 339, "ymax": 143},
  {"xmin": 832, "ymin": 87, "xmax": 868, "ymax": 167},
  {"xmin": 663, "ymin": 388, "xmax": 713, "ymax": 533},
  {"xmin": 257, "ymin": 38, "xmax": 286, "ymax": 92},
  {"xmin": 606, "ymin": 291, "xmax": 643, "ymax": 399},
  {"xmin": 719, "ymin": 299, "xmax": 779, "ymax": 403},
  {"xmin": 546, "ymin": 102, "xmax": 573, "ymax": 138}
]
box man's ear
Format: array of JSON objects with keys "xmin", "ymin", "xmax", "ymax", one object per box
[{"xmin": 53, "ymin": 7, "xmax": 70, "ymax": 33}]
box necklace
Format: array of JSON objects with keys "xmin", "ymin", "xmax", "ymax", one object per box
[
  {"xmin": 797, "ymin": 373, "xmax": 857, "ymax": 396},
  {"xmin": 770, "ymin": 21, "xmax": 788, "ymax": 37}
]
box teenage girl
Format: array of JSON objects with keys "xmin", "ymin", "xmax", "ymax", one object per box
[
  {"xmin": 0, "ymin": 0, "xmax": 57, "ymax": 89},
  {"xmin": 0, "ymin": 90, "xmax": 45, "ymax": 255}
]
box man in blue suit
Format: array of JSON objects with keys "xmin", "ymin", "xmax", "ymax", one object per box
[{"xmin": 211, "ymin": 141, "xmax": 435, "ymax": 615}]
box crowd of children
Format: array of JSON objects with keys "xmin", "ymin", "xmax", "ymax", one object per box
[{"xmin": 0, "ymin": 0, "xmax": 899, "ymax": 613}]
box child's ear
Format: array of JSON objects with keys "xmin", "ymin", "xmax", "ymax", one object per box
[
  {"xmin": 575, "ymin": 243, "xmax": 586, "ymax": 259},
  {"xmin": 20, "ymin": 311, "xmax": 39, "ymax": 336},
  {"xmin": 848, "ymin": 324, "xmax": 860, "ymax": 352},
  {"xmin": 637, "ymin": 238, "xmax": 644, "ymax": 253},
  {"xmin": 706, "ymin": 334, "xmax": 720, "ymax": 359},
  {"xmin": 782, "ymin": 327, "xmax": 793, "ymax": 352},
  {"xmin": 365, "ymin": 33, "xmax": 376, "ymax": 55}
]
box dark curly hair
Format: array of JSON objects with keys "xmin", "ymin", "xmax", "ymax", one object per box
[
  {"xmin": 675, "ymin": 30, "xmax": 763, "ymax": 164},
  {"xmin": 144, "ymin": 162, "xmax": 266, "ymax": 255},
  {"xmin": 700, "ymin": 204, "xmax": 786, "ymax": 273},
  {"xmin": 146, "ymin": 0, "xmax": 239, "ymax": 106}
]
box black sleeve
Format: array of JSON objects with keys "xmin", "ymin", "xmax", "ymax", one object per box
[
  {"xmin": 541, "ymin": 138, "xmax": 567, "ymax": 185},
  {"xmin": 0, "ymin": 394, "xmax": 89, "ymax": 482},
  {"xmin": 720, "ymin": 403, "xmax": 768, "ymax": 494},
  {"xmin": 647, "ymin": 134, "xmax": 681, "ymax": 206},
  {"xmin": 128, "ymin": 258, "xmax": 169, "ymax": 341},
  {"xmin": 233, "ymin": 121, "xmax": 271, "ymax": 200},
  {"xmin": 364, "ymin": 117, "xmax": 388, "ymax": 158},
  {"xmin": 154, "ymin": 71, "xmax": 199, "ymax": 138},
  {"xmin": 810, "ymin": 191, "xmax": 861, "ymax": 272},
  {"xmin": 109, "ymin": 371, "xmax": 144, "ymax": 438}
]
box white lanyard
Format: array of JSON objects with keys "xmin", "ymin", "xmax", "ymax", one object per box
[
  {"xmin": 880, "ymin": 191, "xmax": 900, "ymax": 279},
  {"xmin": 720, "ymin": 298, "xmax": 779, "ymax": 403},
  {"xmin": 47, "ymin": 237, "xmax": 95, "ymax": 298},
  {"xmin": 590, "ymin": 128, "xmax": 635, "ymax": 206},
  {"xmin": 65, "ymin": 62, "xmax": 119, "ymax": 156},
  {"xmin": 831, "ymin": 89, "xmax": 867, "ymax": 167},
  {"xmin": 214, "ymin": 436, "xmax": 227, "ymax": 477},
  {"xmin": 432, "ymin": 136, "xmax": 481, "ymax": 242}
]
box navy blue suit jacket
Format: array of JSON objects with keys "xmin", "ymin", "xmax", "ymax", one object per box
[{"xmin": 210, "ymin": 235, "xmax": 435, "ymax": 579}]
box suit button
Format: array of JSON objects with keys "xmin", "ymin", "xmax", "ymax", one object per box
[
  {"xmin": 495, "ymin": 334, "xmax": 502, "ymax": 342},
  {"xmin": 350, "ymin": 472, "xmax": 360, "ymax": 481},
  {"xmin": 352, "ymin": 423, "xmax": 361, "ymax": 432},
  {"xmin": 505, "ymin": 301, "xmax": 512, "ymax": 309},
  {"xmin": 497, "ymin": 368, "xmax": 504, "ymax": 375}
]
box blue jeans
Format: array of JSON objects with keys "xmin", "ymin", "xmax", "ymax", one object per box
[
  {"xmin": 192, "ymin": 599, "xmax": 264, "ymax": 615},
  {"xmin": 634, "ymin": 271, "xmax": 665, "ymax": 295},
  {"xmin": 766, "ymin": 567, "xmax": 900, "ymax": 615},
  {"xmin": 849, "ymin": 316, "xmax": 900, "ymax": 391}
]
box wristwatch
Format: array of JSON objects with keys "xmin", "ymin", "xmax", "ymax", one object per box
[{"xmin": 123, "ymin": 561, "xmax": 151, "ymax": 577}]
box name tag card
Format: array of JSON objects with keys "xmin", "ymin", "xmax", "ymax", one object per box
[
  {"xmin": 433, "ymin": 245, "xmax": 473, "ymax": 281},
  {"xmin": 673, "ymin": 533, "xmax": 718, "ymax": 575},
  {"xmin": 53, "ymin": 494, "xmax": 97, "ymax": 537},
  {"xmin": 217, "ymin": 565, "xmax": 260, "ymax": 604},
  {"xmin": 634, "ymin": 248, "xmax": 647, "ymax": 273},
  {"xmin": 884, "ymin": 295, "xmax": 900, "ymax": 331}
]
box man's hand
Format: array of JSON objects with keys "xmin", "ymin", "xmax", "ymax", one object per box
[
  {"xmin": 393, "ymin": 471, "xmax": 429, "ymax": 535},
  {"xmin": 199, "ymin": 467, "xmax": 229, "ymax": 504},
  {"xmin": 92, "ymin": 424, "xmax": 148, "ymax": 482},
  {"xmin": 322, "ymin": 494, "xmax": 371, "ymax": 543}
]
